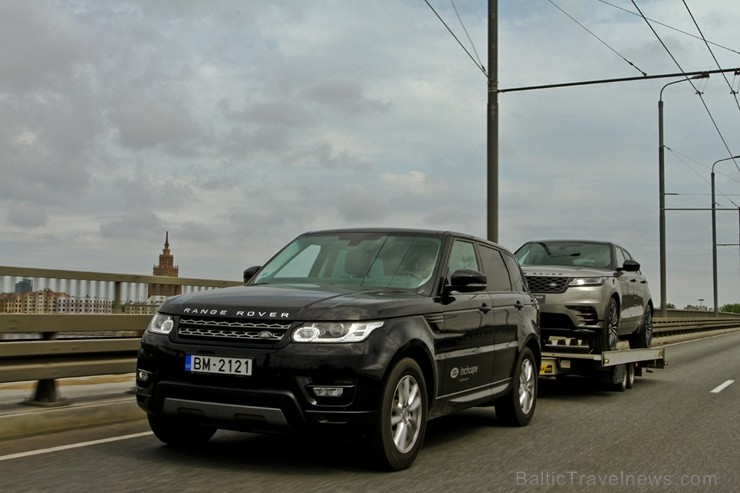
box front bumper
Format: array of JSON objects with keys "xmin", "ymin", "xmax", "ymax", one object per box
[
  {"xmin": 533, "ymin": 288, "xmax": 610, "ymax": 337},
  {"xmin": 135, "ymin": 331, "xmax": 396, "ymax": 438}
]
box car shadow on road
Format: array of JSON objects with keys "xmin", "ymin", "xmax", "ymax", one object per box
[{"xmin": 128, "ymin": 407, "xmax": 517, "ymax": 474}]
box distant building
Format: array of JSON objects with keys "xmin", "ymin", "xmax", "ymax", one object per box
[
  {"xmin": 15, "ymin": 279, "xmax": 33, "ymax": 293},
  {"xmin": 124, "ymin": 295, "xmax": 167, "ymax": 315},
  {"xmin": 148, "ymin": 231, "xmax": 182, "ymax": 298},
  {"xmin": 1, "ymin": 289, "xmax": 67, "ymax": 314},
  {"xmin": 57, "ymin": 295, "xmax": 113, "ymax": 314}
]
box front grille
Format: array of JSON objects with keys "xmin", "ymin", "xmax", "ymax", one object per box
[
  {"xmin": 526, "ymin": 276, "xmax": 570, "ymax": 293},
  {"xmin": 177, "ymin": 317, "xmax": 292, "ymax": 344}
]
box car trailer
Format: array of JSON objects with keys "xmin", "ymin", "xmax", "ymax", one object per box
[{"xmin": 539, "ymin": 345, "xmax": 667, "ymax": 391}]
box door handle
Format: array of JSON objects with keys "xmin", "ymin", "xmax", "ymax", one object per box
[
  {"xmin": 515, "ymin": 300, "xmax": 524, "ymax": 311},
  {"xmin": 480, "ymin": 304, "xmax": 493, "ymax": 313}
]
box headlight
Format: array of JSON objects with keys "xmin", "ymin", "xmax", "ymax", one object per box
[
  {"xmin": 292, "ymin": 321, "xmax": 384, "ymax": 343},
  {"xmin": 568, "ymin": 277, "xmax": 607, "ymax": 287},
  {"xmin": 147, "ymin": 313, "xmax": 174, "ymax": 334}
]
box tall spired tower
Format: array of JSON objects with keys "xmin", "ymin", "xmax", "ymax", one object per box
[{"xmin": 148, "ymin": 232, "xmax": 181, "ymax": 298}]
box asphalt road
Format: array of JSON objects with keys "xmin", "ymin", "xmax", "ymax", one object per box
[{"xmin": 1, "ymin": 332, "xmax": 737, "ymax": 493}]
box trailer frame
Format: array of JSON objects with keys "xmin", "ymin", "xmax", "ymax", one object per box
[{"xmin": 539, "ymin": 345, "xmax": 666, "ymax": 391}]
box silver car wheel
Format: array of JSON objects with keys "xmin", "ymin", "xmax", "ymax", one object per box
[
  {"xmin": 519, "ymin": 357, "xmax": 536, "ymax": 415},
  {"xmin": 643, "ymin": 308, "xmax": 653, "ymax": 347},
  {"xmin": 390, "ymin": 375, "xmax": 423, "ymax": 454},
  {"xmin": 606, "ymin": 300, "xmax": 619, "ymax": 350}
]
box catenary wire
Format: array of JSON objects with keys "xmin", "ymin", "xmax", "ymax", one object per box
[
  {"xmin": 631, "ymin": 0, "xmax": 739, "ymax": 174},
  {"xmin": 598, "ymin": 0, "xmax": 740, "ymax": 57},
  {"xmin": 665, "ymin": 147, "xmax": 740, "ymax": 208},
  {"xmin": 423, "ymin": 0, "xmax": 488, "ymax": 78},
  {"xmin": 682, "ymin": 0, "xmax": 740, "ymax": 113},
  {"xmin": 450, "ymin": 0, "xmax": 483, "ymax": 71},
  {"xmin": 547, "ymin": 0, "xmax": 647, "ymax": 76}
]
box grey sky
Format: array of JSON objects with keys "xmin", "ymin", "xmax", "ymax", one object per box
[{"xmin": 1, "ymin": 0, "xmax": 739, "ymax": 309}]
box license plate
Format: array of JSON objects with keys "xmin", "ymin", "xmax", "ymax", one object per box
[{"xmin": 185, "ymin": 355, "xmax": 252, "ymax": 376}]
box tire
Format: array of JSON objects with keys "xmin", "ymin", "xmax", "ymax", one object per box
[
  {"xmin": 626, "ymin": 363, "xmax": 635, "ymax": 389},
  {"xmin": 369, "ymin": 358, "xmax": 428, "ymax": 471},
  {"xmin": 148, "ymin": 415, "xmax": 216, "ymax": 447},
  {"xmin": 628, "ymin": 306, "xmax": 653, "ymax": 349},
  {"xmin": 613, "ymin": 365, "xmax": 628, "ymax": 392},
  {"xmin": 590, "ymin": 298, "xmax": 619, "ymax": 353},
  {"xmin": 495, "ymin": 346, "xmax": 537, "ymax": 427}
]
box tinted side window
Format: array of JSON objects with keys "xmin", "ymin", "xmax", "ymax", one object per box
[
  {"xmin": 502, "ymin": 253, "xmax": 527, "ymax": 292},
  {"xmin": 479, "ymin": 245, "xmax": 512, "ymax": 291},
  {"xmin": 447, "ymin": 240, "xmax": 480, "ymax": 274}
]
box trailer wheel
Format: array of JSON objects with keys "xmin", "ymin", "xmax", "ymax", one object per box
[
  {"xmin": 613, "ymin": 365, "xmax": 628, "ymax": 392},
  {"xmin": 495, "ymin": 346, "xmax": 537, "ymax": 426},
  {"xmin": 626, "ymin": 363, "xmax": 635, "ymax": 389}
]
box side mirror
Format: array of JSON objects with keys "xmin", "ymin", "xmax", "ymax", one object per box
[
  {"xmin": 446, "ymin": 269, "xmax": 487, "ymax": 293},
  {"xmin": 243, "ymin": 265, "xmax": 261, "ymax": 284},
  {"xmin": 619, "ymin": 259, "xmax": 640, "ymax": 272}
]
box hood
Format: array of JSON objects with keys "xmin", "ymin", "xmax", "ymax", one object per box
[
  {"xmin": 520, "ymin": 265, "xmax": 613, "ymax": 278},
  {"xmin": 158, "ymin": 284, "xmax": 433, "ymax": 321}
]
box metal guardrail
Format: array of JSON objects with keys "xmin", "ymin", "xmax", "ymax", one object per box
[
  {"xmin": 1, "ymin": 314, "xmax": 737, "ymax": 406},
  {"xmin": 0, "ymin": 266, "xmax": 242, "ymax": 405},
  {"xmin": 1, "ymin": 265, "xmax": 738, "ymax": 405},
  {"xmin": 653, "ymin": 317, "xmax": 740, "ymax": 336}
]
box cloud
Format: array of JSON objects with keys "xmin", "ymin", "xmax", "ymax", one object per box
[
  {"xmin": 100, "ymin": 211, "xmax": 166, "ymax": 240},
  {"xmin": 0, "ymin": 1, "xmax": 738, "ymax": 308},
  {"xmin": 109, "ymin": 96, "xmax": 205, "ymax": 153},
  {"xmin": 7, "ymin": 204, "xmax": 48, "ymax": 228}
]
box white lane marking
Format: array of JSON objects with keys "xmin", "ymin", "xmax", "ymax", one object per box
[
  {"xmin": 710, "ymin": 380, "xmax": 735, "ymax": 394},
  {"xmin": 0, "ymin": 431, "xmax": 153, "ymax": 462}
]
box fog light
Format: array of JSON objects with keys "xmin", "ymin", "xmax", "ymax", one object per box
[
  {"xmin": 137, "ymin": 370, "xmax": 151, "ymax": 382},
  {"xmin": 313, "ymin": 386, "xmax": 345, "ymax": 397}
]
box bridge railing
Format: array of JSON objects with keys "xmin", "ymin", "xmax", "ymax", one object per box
[
  {"xmin": 1, "ymin": 265, "xmax": 738, "ymax": 405},
  {"xmin": 0, "ymin": 265, "xmax": 241, "ymax": 405}
]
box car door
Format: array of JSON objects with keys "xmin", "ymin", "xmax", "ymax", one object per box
[
  {"xmin": 438, "ymin": 238, "xmax": 495, "ymax": 397},
  {"xmin": 621, "ymin": 247, "xmax": 648, "ymax": 323},
  {"xmin": 479, "ymin": 245, "xmax": 523, "ymax": 384},
  {"xmin": 615, "ymin": 246, "xmax": 641, "ymax": 325}
]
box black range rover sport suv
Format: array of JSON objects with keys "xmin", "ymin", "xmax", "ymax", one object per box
[{"xmin": 136, "ymin": 228, "xmax": 540, "ymax": 470}]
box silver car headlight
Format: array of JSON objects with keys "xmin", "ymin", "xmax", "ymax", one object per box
[
  {"xmin": 292, "ymin": 321, "xmax": 384, "ymax": 343},
  {"xmin": 568, "ymin": 277, "xmax": 607, "ymax": 287},
  {"xmin": 147, "ymin": 313, "xmax": 174, "ymax": 334}
]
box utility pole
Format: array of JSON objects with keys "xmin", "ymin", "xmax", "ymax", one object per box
[{"xmin": 487, "ymin": 0, "xmax": 498, "ymax": 243}]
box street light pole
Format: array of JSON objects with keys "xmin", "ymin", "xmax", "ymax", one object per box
[
  {"xmin": 711, "ymin": 155, "xmax": 740, "ymax": 317},
  {"xmin": 657, "ymin": 74, "xmax": 708, "ymax": 316}
]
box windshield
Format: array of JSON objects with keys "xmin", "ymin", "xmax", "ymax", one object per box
[
  {"xmin": 252, "ymin": 232, "xmax": 442, "ymax": 292},
  {"xmin": 515, "ymin": 241, "xmax": 613, "ymax": 269}
]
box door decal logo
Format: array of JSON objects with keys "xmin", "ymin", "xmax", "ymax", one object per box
[{"xmin": 450, "ymin": 365, "xmax": 478, "ymax": 379}]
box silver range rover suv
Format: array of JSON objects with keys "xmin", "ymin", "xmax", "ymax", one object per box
[{"xmin": 514, "ymin": 240, "xmax": 653, "ymax": 353}]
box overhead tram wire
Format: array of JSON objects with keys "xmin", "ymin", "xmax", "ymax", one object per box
[
  {"xmin": 598, "ymin": 0, "xmax": 740, "ymax": 57},
  {"xmin": 450, "ymin": 0, "xmax": 483, "ymax": 72},
  {"xmin": 682, "ymin": 0, "xmax": 740, "ymax": 115},
  {"xmin": 631, "ymin": 0, "xmax": 739, "ymax": 174},
  {"xmin": 423, "ymin": 0, "xmax": 488, "ymax": 78},
  {"xmin": 665, "ymin": 146, "xmax": 740, "ymax": 188},
  {"xmin": 665, "ymin": 147, "xmax": 740, "ymax": 212},
  {"xmin": 547, "ymin": 0, "xmax": 647, "ymax": 76}
]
